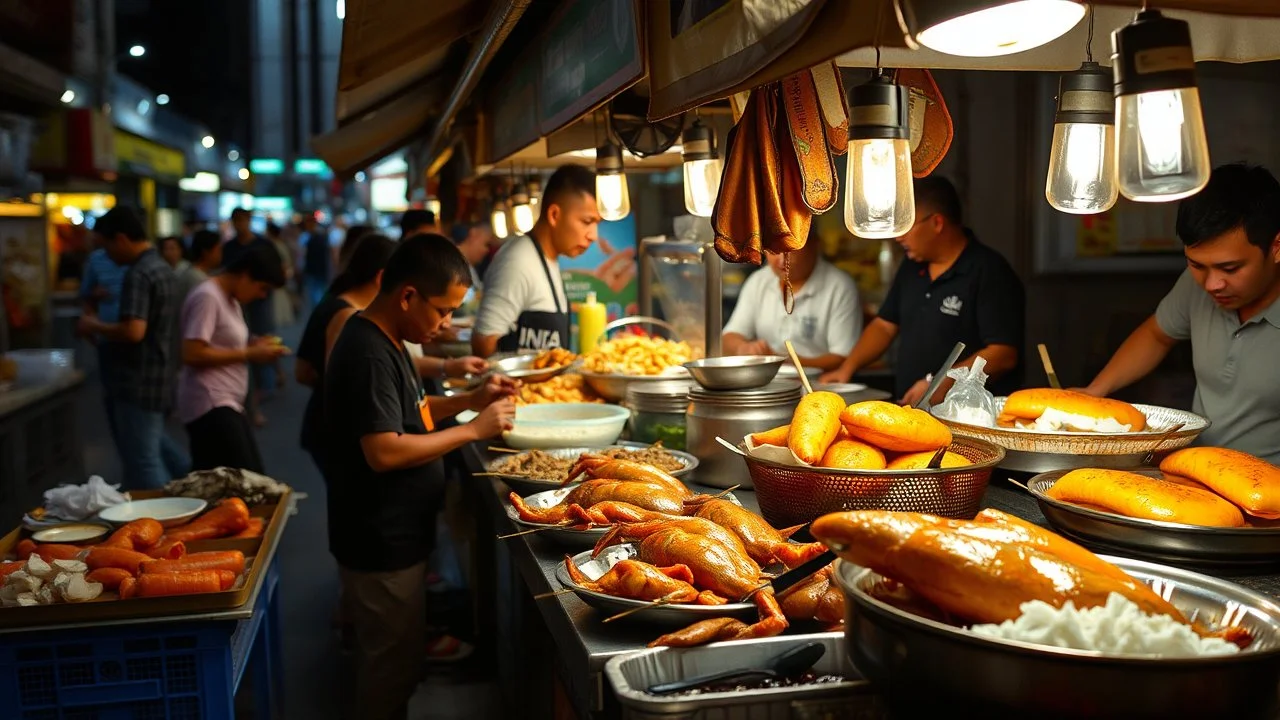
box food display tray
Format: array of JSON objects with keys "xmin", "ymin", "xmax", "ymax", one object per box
[
  {"xmin": 604, "ymin": 633, "xmax": 882, "ymax": 720},
  {"xmin": 0, "ymin": 490, "xmax": 292, "ymax": 629},
  {"xmin": 834, "ymin": 555, "xmax": 1280, "ymax": 718},
  {"xmin": 505, "ymin": 490, "xmax": 739, "ymax": 549},
  {"xmin": 1026, "ymin": 470, "xmax": 1280, "ymax": 568},
  {"xmin": 487, "ymin": 444, "xmax": 699, "ymax": 496},
  {"xmin": 938, "ymin": 400, "xmax": 1208, "ymax": 473}
]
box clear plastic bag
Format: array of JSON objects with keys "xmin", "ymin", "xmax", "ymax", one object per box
[{"xmin": 935, "ymin": 356, "xmax": 997, "ymax": 427}]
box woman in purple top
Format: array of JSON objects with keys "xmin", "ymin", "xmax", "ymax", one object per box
[{"xmin": 177, "ymin": 243, "xmax": 289, "ymax": 472}]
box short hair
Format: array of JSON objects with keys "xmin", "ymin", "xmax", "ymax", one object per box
[
  {"xmin": 189, "ymin": 230, "xmax": 221, "ymax": 261},
  {"xmin": 913, "ymin": 175, "xmax": 963, "ymax": 226},
  {"xmin": 540, "ymin": 164, "xmax": 596, "ymax": 213},
  {"xmin": 379, "ymin": 233, "xmax": 472, "ymax": 298},
  {"xmin": 94, "ymin": 206, "xmax": 147, "ymax": 241},
  {"xmin": 399, "ymin": 209, "xmax": 436, "ymax": 238},
  {"xmin": 226, "ymin": 242, "xmax": 286, "ymax": 288},
  {"xmin": 331, "ymin": 233, "xmax": 395, "ymax": 296},
  {"xmin": 1176, "ymin": 163, "xmax": 1280, "ymax": 250},
  {"xmin": 337, "ymin": 224, "xmax": 375, "ymax": 269},
  {"xmin": 230, "ymin": 207, "xmax": 251, "ymax": 221}
]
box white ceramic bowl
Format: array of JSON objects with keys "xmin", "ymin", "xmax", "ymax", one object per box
[
  {"xmin": 98, "ymin": 497, "xmax": 209, "ymax": 527},
  {"xmin": 502, "ymin": 403, "xmax": 631, "ymax": 450}
]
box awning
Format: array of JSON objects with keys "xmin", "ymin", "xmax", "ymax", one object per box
[{"xmin": 645, "ymin": 0, "xmax": 1280, "ymax": 121}]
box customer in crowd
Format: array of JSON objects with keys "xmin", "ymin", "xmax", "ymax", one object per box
[
  {"xmin": 223, "ymin": 208, "xmax": 279, "ymax": 424},
  {"xmin": 159, "ymin": 236, "xmax": 188, "ymax": 274},
  {"xmin": 176, "ymin": 230, "xmax": 223, "ymax": 303},
  {"xmin": 178, "ymin": 243, "xmax": 289, "ymax": 472},
  {"xmin": 336, "ymin": 224, "xmax": 375, "ymax": 273},
  {"xmin": 266, "ymin": 222, "xmax": 297, "ymax": 331},
  {"xmin": 77, "ymin": 207, "xmax": 191, "ymax": 489},
  {"xmin": 295, "ymin": 232, "xmax": 397, "ymax": 476},
  {"xmin": 78, "ymin": 231, "xmax": 127, "ymax": 447},
  {"xmin": 450, "ymin": 222, "xmax": 490, "ymax": 321},
  {"xmin": 722, "ymin": 231, "xmax": 863, "ymax": 371},
  {"xmin": 324, "ymin": 233, "xmax": 516, "ymax": 720},
  {"xmin": 301, "ymin": 213, "xmax": 332, "ymax": 311},
  {"xmin": 821, "ymin": 176, "xmax": 1025, "ymax": 404},
  {"xmin": 400, "ymin": 209, "xmax": 439, "ymax": 240}
]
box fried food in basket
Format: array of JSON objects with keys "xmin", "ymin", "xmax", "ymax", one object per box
[
  {"xmin": 840, "ymin": 401, "xmax": 952, "ymax": 453},
  {"xmin": 750, "ymin": 424, "xmax": 790, "ymax": 447},
  {"xmin": 819, "ymin": 439, "xmax": 886, "ymax": 471},
  {"xmin": 789, "ymin": 392, "xmax": 846, "ymax": 464},
  {"xmin": 1160, "ymin": 447, "xmax": 1280, "ymax": 519},
  {"xmin": 886, "ymin": 450, "xmax": 970, "ymax": 470},
  {"xmin": 532, "ymin": 347, "xmax": 578, "ymax": 369},
  {"xmin": 516, "ymin": 374, "xmax": 602, "ymax": 405},
  {"xmin": 998, "ymin": 388, "xmax": 1148, "ymax": 432},
  {"xmin": 1047, "ymin": 468, "xmax": 1246, "ymax": 527},
  {"xmin": 582, "ymin": 335, "xmax": 697, "ymax": 376}
]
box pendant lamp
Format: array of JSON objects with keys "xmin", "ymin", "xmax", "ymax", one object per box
[
  {"xmin": 1111, "ymin": 8, "xmax": 1210, "ymax": 202},
  {"xmin": 681, "ymin": 119, "xmax": 722, "ymax": 217},
  {"xmin": 510, "ymin": 182, "xmax": 535, "ymax": 235},
  {"xmin": 595, "ymin": 142, "xmax": 630, "ymax": 221},
  {"xmin": 1046, "ymin": 62, "xmax": 1117, "ymax": 214},
  {"xmin": 845, "ymin": 75, "xmax": 915, "ymax": 239},
  {"xmin": 490, "ymin": 198, "xmax": 509, "ymax": 240},
  {"xmin": 897, "ymin": 0, "xmax": 1086, "ymax": 57}
]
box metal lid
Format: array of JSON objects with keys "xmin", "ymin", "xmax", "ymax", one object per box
[
  {"xmin": 627, "ymin": 380, "xmax": 694, "ymax": 413},
  {"xmin": 689, "ymin": 379, "xmax": 804, "ymax": 407}
]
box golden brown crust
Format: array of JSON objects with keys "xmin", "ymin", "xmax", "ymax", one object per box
[
  {"xmin": 998, "ymin": 389, "xmax": 1148, "ymax": 431},
  {"xmin": 819, "ymin": 439, "xmax": 887, "ymax": 470},
  {"xmin": 1160, "ymin": 447, "xmax": 1280, "ymax": 519},
  {"xmin": 1046, "ymin": 468, "xmax": 1246, "ymax": 527},
  {"xmin": 840, "ymin": 401, "xmax": 952, "ymax": 453}
]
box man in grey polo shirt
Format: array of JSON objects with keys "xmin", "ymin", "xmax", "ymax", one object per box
[{"xmin": 1082, "ymin": 164, "xmax": 1280, "ymax": 463}]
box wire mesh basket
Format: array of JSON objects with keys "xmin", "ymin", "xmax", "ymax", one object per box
[{"xmin": 729, "ymin": 437, "xmax": 1005, "ymax": 528}]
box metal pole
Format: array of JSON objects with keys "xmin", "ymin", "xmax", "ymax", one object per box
[{"xmin": 703, "ymin": 242, "xmax": 722, "ymax": 358}]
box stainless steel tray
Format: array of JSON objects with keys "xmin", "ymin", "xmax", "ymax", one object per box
[
  {"xmin": 1026, "ymin": 470, "xmax": 1280, "ymax": 568},
  {"xmin": 555, "ymin": 544, "xmax": 757, "ymax": 626},
  {"xmin": 487, "ymin": 444, "xmax": 699, "ymax": 496},
  {"xmin": 505, "ymin": 489, "xmax": 739, "ymax": 549},
  {"xmin": 938, "ymin": 400, "xmax": 1209, "ymax": 473},
  {"xmin": 604, "ymin": 633, "xmax": 882, "ymax": 720},
  {"xmin": 834, "ymin": 555, "xmax": 1280, "ymax": 718}
]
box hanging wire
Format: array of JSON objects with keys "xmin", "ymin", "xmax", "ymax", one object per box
[{"xmin": 1085, "ymin": 4, "xmax": 1095, "ymax": 62}]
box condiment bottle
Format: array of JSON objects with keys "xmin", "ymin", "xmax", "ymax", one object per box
[{"xmin": 577, "ymin": 291, "xmax": 607, "ymax": 355}]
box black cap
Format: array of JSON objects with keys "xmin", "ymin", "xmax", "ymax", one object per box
[
  {"xmin": 849, "ymin": 76, "xmax": 910, "ymax": 141},
  {"xmin": 1055, "ymin": 62, "xmax": 1114, "ymax": 125},
  {"xmin": 1111, "ymin": 9, "xmax": 1197, "ymax": 97},
  {"xmin": 595, "ymin": 143, "xmax": 624, "ymax": 174},
  {"xmin": 681, "ymin": 120, "xmax": 717, "ymax": 162}
]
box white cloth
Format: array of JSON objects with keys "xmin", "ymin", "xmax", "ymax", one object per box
[
  {"xmin": 474, "ymin": 235, "xmax": 566, "ymax": 339},
  {"xmin": 723, "ymin": 258, "xmax": 862, "ymax": 358},
  {"xmin": 43, "ymin": 476, "xmax": 129, "ymax": 521}
]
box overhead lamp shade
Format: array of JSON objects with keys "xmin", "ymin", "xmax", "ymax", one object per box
[
  {"xmin": 1045, "ymin": 62, "xmax": 1118, "ymax": 214},
  {"xmin": 491, "ymin": 202, "xmax": 509, "ymax": 239},
  {"xmin": 845, "ymin": 76, "xmax": 915, "ymax": 239},
  {"xmin": 898, "ymin": 0, "xmax": 1086, "ymax": 57},
  {"xmin": 595, "ymin": 143, "xmax": 630, "ymax": 221},
  {"xmin": 1112, "ymin": 9, "xmax": 1210, "ymax": 203}
]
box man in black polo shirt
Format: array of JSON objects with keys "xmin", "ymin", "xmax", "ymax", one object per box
[
  {"xmin": 324, "ymin": 233, "xmax": 516, "ymax": 720},
  {"xmin": 822, "ymin": 176, "xmax": 1025, "ymax": 404}
]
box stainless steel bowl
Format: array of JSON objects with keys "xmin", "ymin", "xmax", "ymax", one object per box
[
  {"xmin": 1027, "ymin": 469, "xmax": 1280, "ymax": 568},
  {"xmin": 556, "ymin": 544, "xmax": 757, "ymax": 626},
  {"xmin": 580, "ymin": 371, "xmax": 686, "ymax": 403},
  {"xmin": 490, "ymin": 353, "xmax": 572, "ymax": 383},
  {"xmin": 683, "ymin": 356, "xmax": 785, "ymax": 391},
  {"xmin": 486, "ymin": 444, "xmax": 700, "ymax": 496},
  {"xmin": 834, "ymin": 556, "xmax": 1280, "ymax": 719}
]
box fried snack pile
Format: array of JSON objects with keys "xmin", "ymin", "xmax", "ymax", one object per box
[
  {"xmin": 517, "ymin": 374, "xmax": 602, "ymax": 405},
  {"xmin": 532, "ymin": 348, "xmax": 577, "ymax": 369},
  {"xmin": 582, "ymin": 335, "xmax": 697, "ymax": 376}
]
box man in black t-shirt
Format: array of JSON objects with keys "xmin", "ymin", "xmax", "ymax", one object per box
[
  {"xmin": 822, "ymin": 176, "xmax": 1025, "ymax": 405},
  {"xmin": 324, "ymin": 233, "xmax": 516, "ymax": 720}
]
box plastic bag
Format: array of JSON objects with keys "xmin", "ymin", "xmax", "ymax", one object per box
[
  {"xmin": 42, "ymin": 475, "xmax": 129, "ymax": 521},
  {"xmin": 935, "ymin": 357, "xmax": 997, "ymax": 427}
]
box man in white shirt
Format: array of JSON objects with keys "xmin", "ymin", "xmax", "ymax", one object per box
[
  {"xmin": 472, "ymin": 165, "xmax": 600, "ymax": 356},
  {"xmin": 722, "ymin": 237, "xmax": 862, "ymax": 370}
]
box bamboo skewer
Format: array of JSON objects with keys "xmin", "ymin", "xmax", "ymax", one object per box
[
  {"xmin": 533, "ymin": 588, "xmax": 576, "ymax": 600},
  {"xmin": 784, "ymin": 340, "xmax": 813, "ymax": 395},
  {"xmin": 602, "ymin": 590, "xmax": 685, "ymax": 623},
  {"xmin": 488, "ymin": 446, "xmax": 521, "ymax": 453},
  {"xmin": 1037, "ymin": 344, "xmax": 1061, "ymax": 390},
  {"xmin": 497, "ymin": 521, "xmax": 577, "ymax": 540}
]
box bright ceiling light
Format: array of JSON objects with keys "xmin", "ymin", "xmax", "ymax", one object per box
[
  {"xmin": 136, "ymin": 99, "xmax": 150, "ymax": 115},
  {"xmin": 128, "ymin": 45, "xmax": 146, "ymax": 58},
  {"xmin": 897, "ymin": 0, "xmax": 1086, "ymax": 57},
  {"xmin": 60, "ymin": 89, "xmax": 75, "ymax": 104},
  {"xmin": 238, "ymin": 168, "xmax": 251, "ymax": 181},
  {"xmin": 1045, "ymin": 62, "xmax": 1117, "ymax": 214},
  {"xmin": 156, "ymin": 94, "xmax": 170, "ymax": 106},
  {"xmin": 201, "ymin": 135, "xmax": 215, "ymax": 149},
  {"xmin": 845, "ymin": 75, "xmax": 915, "ymax": 238},
  {"xmin": 227, "ymin": 150, "xmax": 240, "ymax": 161},
  {"xmin": 355, "ymin": 171, "xmax": 367, "ymax": 182},
  {"xmin": 336, "ymin": 0, "xmax": 346, "ymax": 20},
  {"xmin": 595, "ymin": 142, "xmax": 630, "ymax": 221},
  {"xmin": 681, "ymin": 119, "xmax": 722, "ymax": 217}
]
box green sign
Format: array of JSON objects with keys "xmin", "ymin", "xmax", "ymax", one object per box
[
  {"xmin": 249, "ymin": 158, "xmax": 284, "ymax": 174},
  {"xmin": 293, "ymin": 158, "xmax": 330, "ymax": 175},
  {"xmin": 538, "ymin": 0, "xmax": 642, "ymax": 135},
  {"xmin": 489, "ymin": 60, "xmax": 540, "ymax": 163}
]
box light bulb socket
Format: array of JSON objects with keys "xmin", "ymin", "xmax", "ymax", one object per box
[
  {"xmin": 681, "ymin": 120, "xmax": 717, "ymax": 162},
  {"xmin": 1112, "ymin": 9, "xmax": 1197, "ymax": 98},
  {"xmin": 596, "ymin": 143, "xmax": 624, "ymax": 175},
  {"xmin": 510, "ymin": 183, "xmax": 530, "ymax": 206},
  {"xmin": 1055, "ymin": 62, "xmax": 1114, "ymax": 125},
  {"xmin": 849, "ymin": 75, "xmax": 910, "ymax": 141}
]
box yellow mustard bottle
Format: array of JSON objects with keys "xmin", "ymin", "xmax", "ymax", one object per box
[{"xmin": 577, "ymin": 292, "xmax": 607, "ymax": 355}]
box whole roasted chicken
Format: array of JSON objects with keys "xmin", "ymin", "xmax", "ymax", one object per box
[
  {"xmin": 508, "ymin": 480, "xmax": 694, "ymax": 525},
  {"xmin": 562, "ymin": 557, "xmax": 724, "ymax": 606},
  {"xmin": 566, "ymin": 456, "xmax": 693, "ymax": 498},
  {"xmin": 683, "ymin": 497, "xmax": 827, "ymax": 568}
]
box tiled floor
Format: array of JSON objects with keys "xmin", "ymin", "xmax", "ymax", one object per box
[{"xmin": 72, "ymin": 321, "xmax": 502, "ymax": 720}]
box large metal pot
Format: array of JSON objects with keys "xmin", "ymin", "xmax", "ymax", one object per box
[{"xmin": 685, "ymin": 380, "xmax": 802, "ymax": 489}]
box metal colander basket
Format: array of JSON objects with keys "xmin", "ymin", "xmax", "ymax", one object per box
[{"xmin": 730, "ymin": 437, "xmax": 1005, "ymax": 528}]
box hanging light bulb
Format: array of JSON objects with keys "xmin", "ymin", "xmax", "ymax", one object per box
[
  {"xmin": 425, "ymin": 197, "xmax": 441, "ymax": 218},
  {"xmin": 595, "ymin": 142, "xmax": 630, "ymax": 221},
  {"xmin": 1046, "ymin": 62, "xmax": 1117, "ymax": 214},
  {"xmin": 896, "ymin": 0, "xmax": 1085, "ymax": 57},
  {"xmin": 845, "ymin": 74, "xmax": 915, "ymax": 239},
  {"xmin": 490, "ymin": 198, "xmax": 509, "ymax": 240},
  {"xmin": 510, "ymin": 182, "xmax": 535, "ymax": 235},
  {"xmin": 681, "ymin": 119, "xmax": 722, "ymax": 217},
  {"xmin": 528, "ymin": 177, "xmax": 542, "ymax": 213},
  {"xmin": 1111, "ymin": 9, "xmax": 1209, "ymax": 203}
]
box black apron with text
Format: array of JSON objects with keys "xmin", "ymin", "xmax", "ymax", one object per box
[{"xmin": 496, "ymin": 236, "xmax": 571, "ymax": 352}]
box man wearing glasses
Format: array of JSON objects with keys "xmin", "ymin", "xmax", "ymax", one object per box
[{"xmin": 821, "ymin": 176, "xmax": 1025, "ymax": 406}]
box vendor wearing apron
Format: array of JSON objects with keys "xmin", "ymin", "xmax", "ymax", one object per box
[
  {"xmin": 472, "ymin": 164, "xmax": 601, "ymax": 357},
  {"xmin": 1082, "ymin": 164, "xmax": 1280, "ymax": 464}
]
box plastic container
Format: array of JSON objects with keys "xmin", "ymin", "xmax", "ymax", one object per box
[
  {"xmin": 577, "ymin": 292, "xmax": 608, "ymax": 356},
  {"xmin": 501, "ymin": 403, "xmax": 632, "ymax": 449},
  {"xmin": 627, "ymin": 381, "xmax": 693, "ymax": 450},
  {"xmin": 605, "ymin": 633, "xmax": 883, "ymax": 720}
]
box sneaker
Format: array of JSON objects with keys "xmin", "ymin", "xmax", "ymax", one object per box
[{"xmin": 424, "ymin": 634, "xmax": 474, "ymax": 663}]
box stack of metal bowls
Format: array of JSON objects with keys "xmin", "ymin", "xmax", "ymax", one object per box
[{"xmin": 686, "ymin": 379, "xmax": 803, "ymax": 489}]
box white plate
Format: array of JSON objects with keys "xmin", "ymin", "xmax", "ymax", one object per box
[
  {"xmin": 457, "ymin": 409, "xmax": 478, "ymax": 424},
  {"xmin": 31, "ymin": 523, "xmax": 110, "ymax": 543},
  {"xmin": 98, "ymin": 497, "xmax": 208, "ymax": 527}
]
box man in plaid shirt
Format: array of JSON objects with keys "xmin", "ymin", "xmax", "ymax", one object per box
[{"xmin": 78, "ymin": 207, "xmax": 191, "ymax": 489}]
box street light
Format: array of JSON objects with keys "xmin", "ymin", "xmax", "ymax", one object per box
[
  {"xmin": 238, "ymin": 168, "xmax": 251, "ymax": 181},
  {"xmin": 128, "ymin": 45, "xmax": 146, "ymax": 58},
  {"xmin": 60, "ymin": 89, "xmax": 75, "ymax": 104},
  {"xmin": 156, "ymin": 94, "xmax": 170, "ymax": 106},
  {"xmin": 201, "ymin": 135, "xmax": 215, "ymax": 149}
]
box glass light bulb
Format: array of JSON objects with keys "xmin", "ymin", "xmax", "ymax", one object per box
[
  {"xmin": 1116, "ymin": 87, "xmax": 1210, "ymax": 202},
  {"xmin": 596, "ymin": 173, "xmax": 630, "ymax": 221},
  {"xmin": 844, "ymin": 138, "xmax": 914, "ymax": 238},
  {"xmin": 491, "ymin": 208, "xmax": 509, "ymax": 239},
  {"xmin": 1046, "ymin": 121, "xmax": 1118, "ymax": 214},
  {"xmin": 682, "ymin": 157, "xmax": 723, "ymax": 217},
  {"xmin": 512, "ymin": 203, "xmax": 535, "ymax": 234},
  {"xmin": 915, "ymin": 0, "xmax": 1085, "ymax": 57}
]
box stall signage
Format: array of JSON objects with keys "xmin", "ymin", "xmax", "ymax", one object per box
[
  {"xmin": 113, "ymin": 130, "xmax": 185, "ymax": 179},
  {"xmin": 488, "ymin": 60, "xmax": 541, "ymax": 164},
  {"xmin": 538, "ymin": 0, "xmax": 643, "ymax": 135},
  {"xmin": 293, "ymin": 158, "xmax": 331, "ymax": 176},
  {"xmin": 249, "ymin": 158, "xmax": 285, "ymax": 175}
]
